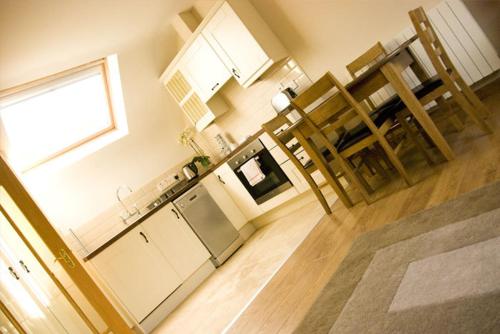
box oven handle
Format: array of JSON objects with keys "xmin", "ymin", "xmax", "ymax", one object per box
[{"xmin": 235, "ymin": 156, "xmax": 260, "ymax": 174}]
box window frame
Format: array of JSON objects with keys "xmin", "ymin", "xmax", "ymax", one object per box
[{"xmin": 0, "ymin": 58, "xmax": 118, "ymax": 171}]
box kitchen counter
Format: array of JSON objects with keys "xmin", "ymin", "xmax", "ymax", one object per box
[{"xmin": 82, "ymin": 128, "xmax": 265, "ymax": 262}]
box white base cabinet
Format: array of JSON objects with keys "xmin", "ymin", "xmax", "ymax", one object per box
[
  {"xmin": 213, "ymin": 163, "xmax": 262, "ymax": 220},
  {"xmin": 200, "ymin": 172, "xmax": 248, "ymax": 230},
  {"xmin": 141, "ymin": 203, "xmax": 210, "ymax": 281},
  {"xmin": 91, "ymin": 203, "xmax": 211, "ymax": 323}
]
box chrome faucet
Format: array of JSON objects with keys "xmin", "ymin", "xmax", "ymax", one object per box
[{"xmin": 116, "ymin": 185, "xmax": 139, "ymax": 224}]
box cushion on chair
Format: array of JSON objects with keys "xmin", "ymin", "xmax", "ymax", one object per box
[
  {"xmin": 319, "ymin": 75, "xmax": 443, "ymax": 156},
  {"xmin": 413, "ymin": 75, "xmax": 443, "ymax": 99}
]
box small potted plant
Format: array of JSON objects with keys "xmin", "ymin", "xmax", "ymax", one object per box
[{"xmin": 178, "ymin": 127, "xmax": 211, "ymax": 173}]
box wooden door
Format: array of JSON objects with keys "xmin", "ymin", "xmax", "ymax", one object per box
[
  {"xmin": 203, "ymin": 2, "xmax": 269, "ymax": 86},
  {"xmin": 141, "ymin": 203, "xmax": 211, "ymax": 281},
  {"xmin": 0, "ymin": 212, "xmax": 93, "ymax": 333},
  {"xmin": 90, "ymin": 226, "xmax": 182, "ymax": 322},
  {"xmin": 180, "ymin": 35, "xmax": 231, "ymax": 102},
  {"xmin": 0, "ymin": 157, "xmax": 133, "ymax": 333}
]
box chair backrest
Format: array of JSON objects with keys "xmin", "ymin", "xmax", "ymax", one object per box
[
  {"xmin": 346, "ymin": 42, "xmax": 387, "ymax": 110},
  {"xmin": 409, "ymin": 7, "xmax": 458, "ymax": 80},
  {"xmin": 346, "ymin": 42, "xmax": 387, "ymax": 78},
  {"xmin": 291, "ymin": 72, "xmax": 378, "ymax": 143}
]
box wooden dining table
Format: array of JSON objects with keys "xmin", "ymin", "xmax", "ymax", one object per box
[{"xmin": 344, "ymin": 34, "xmax": 455, "ymax": 160}]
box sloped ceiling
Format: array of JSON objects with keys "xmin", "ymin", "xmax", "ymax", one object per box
[{"xmin": 0, "ymin": 0, "xmax": 197, "ymax": 87}]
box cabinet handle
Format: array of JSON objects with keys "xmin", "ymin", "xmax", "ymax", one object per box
[
  {"xmin": 217, "ymin": 175, "xmax": 226, "ymax": 185},
  {"xmin": 19, "ymin": 260, "xmax": 30, "ymax": 273},
  {"xmin": 232, "ymin": 68, "xmax": 240, "ymax": 79},
  {"xmin": 139, "ymin": 232, "xmax": 149, "ymax": 243},
  {"xmin": 8, "ymin": 267, "xmax": 19, "ymax": 280},
  {"xmin": 171, "ymin": 209, "xmax": 180, "ymax": 219},
  {"xmin": 211, "ymin": 82, "xmax": 220, "ymax": 91}
]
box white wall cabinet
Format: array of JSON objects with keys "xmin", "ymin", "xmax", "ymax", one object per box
[
  {"xmin": 200, "ymin": 172, "xmax": 248, "ymax": 230},
  {"xmin": 213, "ymin": 163, "xmax": 262, "ymax": 220},
  {"xmin": 179, "ymin": 34, "xmax": 231, "ymax": 103},
  {"xmin": 202, "ymin": 1, "xmax": 287, "ymax": 88},
  {"xmin": 141, "ymin": 203, "xmax": 210, "ymax": 280},
  {"xmin": 91, "ymin": 225, "xmax": 182, "ymax": 322}
]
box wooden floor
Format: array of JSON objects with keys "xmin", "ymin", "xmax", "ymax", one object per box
[{"xmin": 227, "ymin": 82, "xmax": 500, "ymax": 333}]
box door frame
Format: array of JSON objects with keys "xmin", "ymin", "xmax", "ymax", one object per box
[{"xmin": 0, "ymin": 156, "xmax": 133, "ymax": 334}]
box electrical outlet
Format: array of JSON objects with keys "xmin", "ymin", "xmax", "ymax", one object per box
[
  {"xmin": 156, "ymin": 173, "xmax": 180, "ymax": 192},
  {"xmin": 156, "ymin": 179, "xmax": 169, "ymax": 192}
]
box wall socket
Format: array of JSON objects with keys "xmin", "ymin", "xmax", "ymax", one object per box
[{"xmin": 156, "ymin": 173, "xmax": 180, "ymax": 192}]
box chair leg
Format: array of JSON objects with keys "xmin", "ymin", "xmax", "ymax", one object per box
[
  {"xmin": 435, "ymin": 96, "xmax": 464, "ymax": 132},
  {"xmin": 295, "ymin": 132, "xmax": 354, "ymax": 208},
  {"xmin": 374, "ymin": 142, "xmax": 394, "ymax": 171},
  {"xmin": 348, "ymin": 157, "xmax": 374, "ymax": 194},
  {"xmin": 447, "ymin": 81, "xmax": 492, "ymax": 133},
  {"xmin": 376, "ymin": 136, "xmax": 413, "ymax": 186},
  {"xmin": 396, "ymin": 113, "xmax": 434, "ymax": 166},
  {"xmin": 365, "ymin": 149, "xmax": 390, "ymax": 179},
  {"xmin": 455, "ymin": 76, "xmax": 491, "ymax": 118}
]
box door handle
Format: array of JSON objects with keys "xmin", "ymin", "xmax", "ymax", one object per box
[
  {"xmin": 211, "ymin": 82, "xmax": 220, "ymax": 91},
  {"xmin": 232, "ymin": 68, "xmax": 240, "ymax": 78},
  {"xmin": 19, "ymin": 260, "xmax": 30, "ymax": 273},
  {"xmin": 8, "ymin": 267, "xmax": 19, "ymax": 280},
  {"xmin": 139, "ymin": 232, "xmax": 149, "ymax": 243},
  {"xmin": 217, "ymin": 175, "xmax": 226, "ymax": 185},
  {"xmin": 54, "ymin": 249, "xmax": 76, "ymax": 269},
  {"xmin": 171, "ymin": 208, "xmax": 180, "ymax": 219}
]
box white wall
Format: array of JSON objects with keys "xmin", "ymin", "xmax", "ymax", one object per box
[
  {"xmin": 0, "ymin": 1, "xmax": 196, "ymax": 232},
  {"xmin": 248, "ymin": 0, "xmax": 442, "ymax": 81}
]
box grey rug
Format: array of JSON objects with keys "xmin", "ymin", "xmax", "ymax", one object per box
[{"xmin": 294, "ymin": 181, "xmax": 500, "ymax": 334}]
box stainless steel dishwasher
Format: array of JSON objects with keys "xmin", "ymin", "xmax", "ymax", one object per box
[{"xmin": 173, "ymin": 183, "xmax": 243, "ymax": 267}]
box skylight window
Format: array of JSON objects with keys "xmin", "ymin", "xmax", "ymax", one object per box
[{"xmin": 0, "ymin": 56, "xmax": 128, "ymax": 172}]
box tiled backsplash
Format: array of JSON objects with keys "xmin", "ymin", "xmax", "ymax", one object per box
[
  {"xmin": 64, "ymin": 157, "xmax": 206, "ymax": 258},
  {"xmin": 200, "ymin": 59, "xmax": 311, "ymax": 159}
]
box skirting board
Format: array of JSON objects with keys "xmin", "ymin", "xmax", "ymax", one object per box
[
  {"xmin": 251, "ymin": 185, "xmax": 334, "ymax": 229},
  {"xmin": 238, "ymin": 221, "xmax": 256, "ymax": 241},
  {"xmin": 137, "ymin": 260, "xmax": 215, "ymax": 333}
]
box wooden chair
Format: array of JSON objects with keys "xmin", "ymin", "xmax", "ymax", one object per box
[
  {"xmin": 347, "ymin": 42, "xmax": 436, "ymax": 165},
  {"xmin": 262, "ymin": 114, "xmax": 350, "ymax": 213},
  {"xmin": 409, "ymin": 6, "xmax": 491, "ymax": 133},
  {"xmin": 289, "ymin": 72, "xmax": 415, "ymax": 203},
  {"xmin": 347, "ymin": 42, "xmax": 387, "ymax": 110}
]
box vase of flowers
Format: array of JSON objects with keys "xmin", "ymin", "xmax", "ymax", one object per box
[{"xmin": 178, "ymin": 127, "xmax": 211, "ymax": 168}]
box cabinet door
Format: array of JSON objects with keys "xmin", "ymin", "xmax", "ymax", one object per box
[
  {"xmin": 141, "ymin": 203, "xmax": 211, "ymax": 281},
  {"xmin": 280, "ymin": 160, "xmax": 310, "ymax": 193},
  {"xmin": 203, "ymin": 2, "xmax": 269, "ymax": 86},
  {"xmin": 200, "ymin": 173, "xmax": 248, "ymax": 230},
  {"xmin": 180, "ymin": 35, "xmax": 231, "ymax": 102},
  {"xmin": 214, "ymin": 164, "xmax": 262, "ymax": 220},
  {"xmin": 91, "ymin": 226, "xmax": 182, "ymax": 322}
]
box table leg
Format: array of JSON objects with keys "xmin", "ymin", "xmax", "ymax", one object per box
[{"xmin": 381, "ymin": 62, "xmax": 455, "ymax": 161}]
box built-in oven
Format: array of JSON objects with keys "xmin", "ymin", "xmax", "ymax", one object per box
[{"xmin": 228, "ymin": 139, "xmax": 292, "ymax": 204}]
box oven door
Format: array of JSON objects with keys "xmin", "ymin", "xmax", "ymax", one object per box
[{"xmin": 234, "ymin": 149, "xmax": 292, "ymax": 204}]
